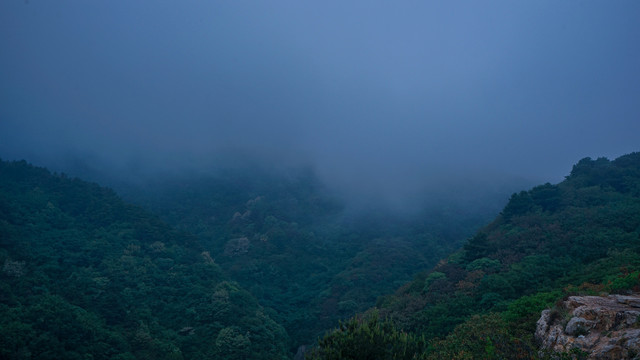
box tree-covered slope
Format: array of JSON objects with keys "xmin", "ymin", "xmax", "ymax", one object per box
[
  {"xmin": 119, "ymin": 168, "xmax": 502, "ymax": 351},
  {"xmin": 0, "ymin": 160, "xmax": 290, "ymax": 360},
  {"xmin": 309, "ymin": 152, "xmax": 640, "ymax": 359}
]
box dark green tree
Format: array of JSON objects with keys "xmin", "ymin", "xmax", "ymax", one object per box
[{"xmin": 306, "ymin": 311, "xmax": 428, "ymax": 360}]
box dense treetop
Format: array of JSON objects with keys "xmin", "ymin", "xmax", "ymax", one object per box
[{"xmin": 0, "ymin": 159, "xmax": 290, "ymax": 359}]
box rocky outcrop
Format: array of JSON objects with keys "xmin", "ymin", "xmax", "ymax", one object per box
[{"xmin": 536, "ymin": 294, "xmax": 640, "ymax": 359}]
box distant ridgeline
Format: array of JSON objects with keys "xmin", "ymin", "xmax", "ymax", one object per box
[
  {"xmin": 0, "ymin": 160, "xmax": 290, "ymax": 359},
  {"xmin": 307, "ymin": 152, "xmax": 640, "ymax": 359}
]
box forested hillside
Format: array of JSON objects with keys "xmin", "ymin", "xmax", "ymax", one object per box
[
  {"xmin": 0, "ymin": 160, "xmax": 290, "ymax": 359},
  {"xmin": 309, "ymin": 152, "xmax": 640, "ymax": 359},
  {"xmin": 5, "ymin": 152, "xmax": 636, "ymax": 359},
  {"xmin": 0, "ymin": 159, "xmax": 508, "ymax": 358},
  {"xmin": 118, "ymin": 168, "xmax": 504, "ymax": 351}
]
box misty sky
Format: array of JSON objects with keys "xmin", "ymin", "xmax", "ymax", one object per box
[{"xmin": 1, "ymin": 1, "xmax": 639, "ymax": 205}]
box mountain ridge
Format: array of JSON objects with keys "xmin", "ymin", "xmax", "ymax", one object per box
[{"xmin": 308, "ymin": 152, "xmax": 640, "ymax": 359}]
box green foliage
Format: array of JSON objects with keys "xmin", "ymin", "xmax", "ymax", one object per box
[
  {"xmin": 5, "ymin": 150, "xmax": 640, "ymax": 360},
  {"xmin": 122, "ymin": 167, "xmax": 494, "ymax": 350},
  {"xmin": 479, "ymin": 274, "xmax": 515, "ymax": 299},
  {"xmin": 607, "ymin": 271, "xmax": 640, "ymax": 294},
  {"xmin": 501, "ymin": 191, "xmax": 537, "ymax": 220},
  {"xmin": 411, "ymin": 296, "xmax": 475, "ymax": 338},
  {"xmin": 214, "ymin": 326, "xmax": 251, "ymax": 359},
  {"xmin": 422, "ymin": 271, "xmax": 446, "ymax": 291},
  {"xmin": 466, "ymin": 257, "xmax": 501, "ymax": 272},
  {"xmin": 427, "ymin": 313, "xmax": 533, "ymax": 359},
  {"xmin": 463, "ymin": 233, "xmax": 494, "ymax": 262},
  {"xmin": 530, "ymin": 183, "xmax": 562, "ymax": 212},
  {"xmin": 0, "ymin": 160, "xmax": 289, "ymax": 359},
  {"xmin": 502, "ymin": 291, "xmax": 562, "ymax": 325},
  {"xmin": 306, "ymin": 311, "xmax": 428, "ymax": 360},
  {"xmin": 0, "ymin": 294, "xmax": 129, "ymax": 359},
  {"xmin": 321, "ymin": 152, "xmax": 640, "ymax": 359},
  {"xmin": 0, "ymin": 159, "xmax": 494, "ymax": 357}
]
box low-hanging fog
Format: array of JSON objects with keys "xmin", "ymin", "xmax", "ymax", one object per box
[{"xmin": 1, "ymin": 1, "xmax": 639, "ymax": 211}]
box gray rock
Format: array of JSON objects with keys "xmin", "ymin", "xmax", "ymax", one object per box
[
  {"xmin": 536, "ymin": 294, "xmax": 640, "ymax": 359},
  {"xmin": 565, "ymin": 317, "xmax": 593, "ymax": 336}
]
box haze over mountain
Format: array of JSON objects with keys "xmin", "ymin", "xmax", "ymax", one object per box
[
  {"xmin": 2, "ymin": 3, "xmax": 640, "ymax": 357},
  {"xmin": 1, "ymin": 1, "xmax": 639, "ymax": 209}
]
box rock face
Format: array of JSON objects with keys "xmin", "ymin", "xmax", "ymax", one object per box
[{"xmin": 536, "ymin": 294, "xmax": 640, "ymax": 359}]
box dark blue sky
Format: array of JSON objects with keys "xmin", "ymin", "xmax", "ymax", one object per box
[{"xmin": 1, "ymin": 1, "xmax": 639, "ymax": 205}]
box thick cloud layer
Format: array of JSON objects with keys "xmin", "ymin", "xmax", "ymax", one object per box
[{"xmin": 1, "ymin": 1, "xmax": 639, "ymax": 206}]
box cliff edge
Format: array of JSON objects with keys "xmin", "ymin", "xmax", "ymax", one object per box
[{"xmin": 536, "ymin": 294, "xmax": 640, "ymax": 359}]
